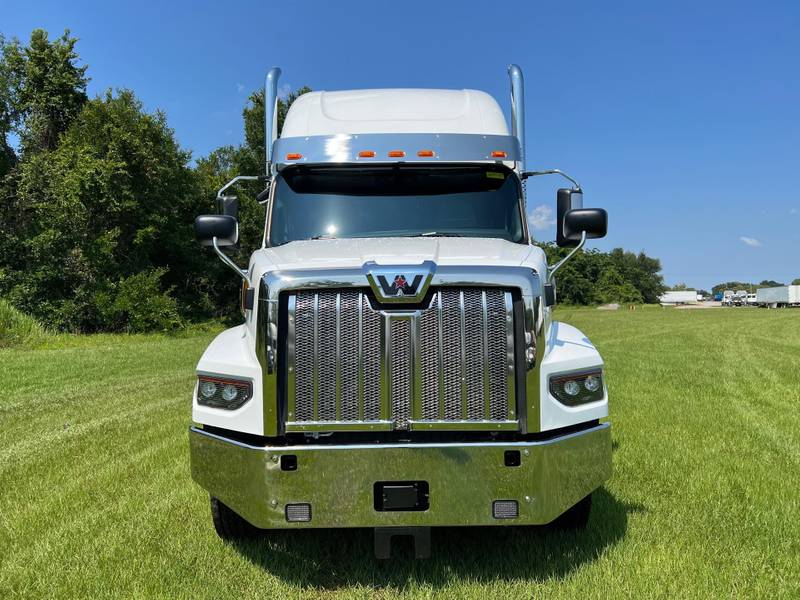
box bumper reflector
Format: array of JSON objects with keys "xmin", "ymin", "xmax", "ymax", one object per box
[
  {"xmin": 492, "ymin": 500, "xmax": 519, "ymax": 519},
  {"xmin": 285, "ymin": 503, "xmax": 312, "ymax": 522}
]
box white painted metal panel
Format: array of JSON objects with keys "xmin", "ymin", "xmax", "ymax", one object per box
[{"xmin": 281, "ymin": 89, "xmax": 509, "ymax": 137}]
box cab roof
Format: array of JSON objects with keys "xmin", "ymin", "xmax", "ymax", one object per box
[{"xmin": 280, "ymin": 89, "xmax": 510, "ymax": 138}]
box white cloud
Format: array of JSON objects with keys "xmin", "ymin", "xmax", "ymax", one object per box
[
  {"xmin": 529, "ymin": 204, "xmax": 556, "ymax": 230},
  {"xmin": 739, "ymin": 236, "xmax": 762, "ymax": 247},
  {"xmin": 791, "ymin": 208, "xmax": 798, "ymax": 214},
  {"xmin": 236, "ymin": 83, "xmax": 245, "ymax": 93}
]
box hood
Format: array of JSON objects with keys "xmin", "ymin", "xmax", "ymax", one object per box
[{"xmin": 253, "ymin": 237, "xmax": 537, "ymax": 272}]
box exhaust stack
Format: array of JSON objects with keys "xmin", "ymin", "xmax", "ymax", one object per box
[
  {"xmin": 264, "ymin": 67, "xmax": 282, "ymax": 175},
  {"xmin": 508, "ymin": 64, "xmax": 526, "ymax": 171}
]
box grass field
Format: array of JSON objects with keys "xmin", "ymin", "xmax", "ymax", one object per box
[{"xmin": 1, "ymin": 308, "xmax": 798, "ymax": 598}]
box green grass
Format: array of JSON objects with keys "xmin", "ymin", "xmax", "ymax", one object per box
[
  {"xmin": 0, "ymin": 300, "xmax": 48, "ymax": 349},
  {"xmin": 1, "ymin": 308, "xmax": 798, "ymax": 598}
]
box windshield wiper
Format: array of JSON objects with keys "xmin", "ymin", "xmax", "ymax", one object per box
[
  {"xmin": 309, "ymin": 234, "xmax": 337, "ymax": 240},
  {"xmin": 419, "ymin": 231, "xmax": 463, "ymax": 237}
]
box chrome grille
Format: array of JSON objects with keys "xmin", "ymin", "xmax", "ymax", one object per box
[
  {"xmin": 389, "ymin": 319, "xmax": 411, "ymax": 429},
  {"xmin": 286, "ymin": 288, "xmax": 516, "ymax": 432}
]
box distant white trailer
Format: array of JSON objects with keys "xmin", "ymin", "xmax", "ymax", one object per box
[
  {"xmin": 756, "ymin": 286, "xmax": 800, "ymax": 308},
  {"xmin": 660, "ymin": 290, "xmax": 698, "ymax": 305}
]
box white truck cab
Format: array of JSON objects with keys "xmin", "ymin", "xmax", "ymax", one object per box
[{"xmin": 190, "ymin": 65, "xmax": 611, "ymax": 558}]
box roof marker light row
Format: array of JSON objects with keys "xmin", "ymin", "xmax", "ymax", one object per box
[{"xmin": 284, "ymin": 149, "xmax": 508, "ymax": 161}]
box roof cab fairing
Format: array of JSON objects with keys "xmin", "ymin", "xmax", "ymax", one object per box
[{"xmin": 280, "ymin": 89, "xmax": 510, "ymax": 138}]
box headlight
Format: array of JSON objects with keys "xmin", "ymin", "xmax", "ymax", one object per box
[
  {"xmin": 549, "ymin": 369, "xmax": 604, "ymax": 406},
  {"xmin": 196, "ymin": 375, "xmax": 252, "ymax": 410}
]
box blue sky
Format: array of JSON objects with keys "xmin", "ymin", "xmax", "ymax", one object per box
[{"xmin": 5, "ymin": 0, "xmax": 799, "ymax": 289}]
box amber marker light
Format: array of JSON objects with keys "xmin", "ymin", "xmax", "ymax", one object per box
[
  {"xmin": 417, "ymin": 150, "xmax": 435, "ymax": 157},
  {"xmin": 286, "ymin": 153, "xmax": 303, "ymax": 160},
  {"xmin": 358, "ymin": 150, "xmax": 376, "ymax": 158},
  {"xmin": 388, "ymin": 150, "xmax": 406, "ymax": 158},
  {"xmin": 491, "ymin": 150, "xmax": 507, "ymax": 158}
]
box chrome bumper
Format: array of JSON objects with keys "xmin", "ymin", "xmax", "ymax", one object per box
[{"xmin": 189, "ymin": 422, "xmax": 611, "ymax": 529}]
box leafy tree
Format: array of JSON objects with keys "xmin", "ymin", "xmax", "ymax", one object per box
[
  {"xmin": 792, "ymin": 278, "xmax": 800, "ymax": 285},
  {"xmin": 712, "ymin": 281, "xmax": 754, "ymax": 294},
  {"xmin": 607, "ymin": 248, "xmax": 664, "ymax": 303},
  {"xmin": 711, "ymin": 280, "xmax": 784, "ymax": 295},
  {"xmin": 537, "ymin": 243, "xmax": 661, "ymax": 305},
  {"xmin": 3, "ymin": 89, "xmax": 202, "ymax": 331},
  {"xmin": 2, "ymin": 29, "xmax": 88, "ymax": 154},
  {"xmin": 0, "ymin": 35, "xmax": 17, "ymax": 177},
  {"xmin": 595, "ymin": 266, "xmax": 644, "ymax": 304}
]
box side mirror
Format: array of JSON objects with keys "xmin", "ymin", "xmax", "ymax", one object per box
[
  {"xmin": 556, "ymin": 188, "xmax": 583, "ymax": 247},
  {"xmin": 194, "ymin": 214, "xmax": 238, "ymax": 247},
  {"xmin": 562, "ymin": 208, "xmax": 608, "ymax": 242},
  {"xmin": 218, "ymin": 195, "xmax": 239, "ymax": 220}
]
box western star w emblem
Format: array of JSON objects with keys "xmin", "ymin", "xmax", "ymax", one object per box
[
  {"xmin": 375, "ymin": 273, "xmax": 422, "ymax": 297},
  {"xmin": 363, "ymin": 261, "xmax": 436, "ymax": 303}
]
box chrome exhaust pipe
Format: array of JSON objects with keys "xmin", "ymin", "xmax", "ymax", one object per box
[
  {"xmin": 507, "ymin": 64, "xmax": 525, "ymax": 172},
  {"xmin": 264, "ymin": 67, "xmax": 282, "ymax": 175}
]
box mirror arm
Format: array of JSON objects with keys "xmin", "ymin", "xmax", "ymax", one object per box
[
  {"xmin": 212, "ymin": 237, "xmax": 251, "ymax": 287},
  {"xmin": 547, "ymin": 231, "xmax": 586, "ymax": 283},
  {"xmin": 215, "ymin": 175, "xmax": 264, "ymax": 203},
  {"xmin": 522, "ymin": 169, "xmax": 582, "ymax": 191}
]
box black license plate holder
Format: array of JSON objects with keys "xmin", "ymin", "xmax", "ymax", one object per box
[{"xmin": 374, "ymin": 481, "xmax": 429, "ymax": 511}]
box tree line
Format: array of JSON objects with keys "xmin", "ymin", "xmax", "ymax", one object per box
[{"xmin": 0, "ymin": 29, "xmax": 665, "ymax": 332}]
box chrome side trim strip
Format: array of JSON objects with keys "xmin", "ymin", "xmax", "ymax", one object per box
[
  {"xmin": 286, "ymin": 295, "xmax": 297, "ymax": 422},
  {"xmin": 505, "ymin": 291, "xmax": 516, "ymax": 420}
]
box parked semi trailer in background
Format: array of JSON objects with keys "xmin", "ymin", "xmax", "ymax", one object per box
[
  {"xmin": 756, "ymin": 286, "xmax": 800, "ymax": 308},
  {"xmin": 659, "ymin": 290, "xmax": 697, "ymax": 305},
  {"xmin": 188, "ymin": 65, "xmax": 611, "ymax": 558}
]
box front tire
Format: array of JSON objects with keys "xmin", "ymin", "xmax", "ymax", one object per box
[
  {"xmin": 210, "ymin": 496, "xmax": 261, "ymax": 540},
  {"xmin": 552, "ymin": 493, "xmax": 592, "ymax": 530}
]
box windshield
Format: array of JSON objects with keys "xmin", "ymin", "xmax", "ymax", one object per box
[{"xmin": 268, "ymin": 164, "xmax": 525, "ymax": 246}]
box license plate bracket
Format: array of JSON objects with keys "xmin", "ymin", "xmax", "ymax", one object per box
[{"xmin": 374, "ymin": 481, "xmax": 429, "ymax": 511}]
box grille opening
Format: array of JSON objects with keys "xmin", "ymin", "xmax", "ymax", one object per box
[{"xmin": 286, "ymin": 287, "xmax": 517, "ymax": 432}]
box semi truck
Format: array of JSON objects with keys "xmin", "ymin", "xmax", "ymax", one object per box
[{"xmin": 190, "ymin": 65, "xmax": 611, "ymax": 558}]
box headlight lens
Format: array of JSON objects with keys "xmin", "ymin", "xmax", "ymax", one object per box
[
  {"xmin": 196, "ymin": 375, "xmax": 252, "ymax": 410},
  {"xmin": 584, "ymin": 375, "xmax": 601, "ymax": 392},
  {"xmin": 549, "ymin": 369, "xmax": 604, "ymax": 406},
  {"xmin": 199, "ymin": 381, "xmax": 217, "ymax": 399}
]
